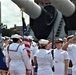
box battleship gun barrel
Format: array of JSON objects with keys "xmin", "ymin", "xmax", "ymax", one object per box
[
  {"xmin": 12, "ymin": 0, "xmax": 41, "ymax": 19},
  {"xmin": 49, "ymin": 0, "xmax": 75, "ymax": 17}
]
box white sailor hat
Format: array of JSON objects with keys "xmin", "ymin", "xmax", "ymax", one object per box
[
  {"xmin": 5, "ymin": 36, "xmax": 10, "ymax": 40},
  {"xmin": 67, "ymin": 35, "xmax": 74, "ymax": 40},
  {"xmin": 11, "ymin": 34, "xmax": 22, "ymax": 39},
  {"xmin": 2, "ymin": 37, "xmax": 5, "ymax": 40},
  {"xmin": 39, "ymin": 39, "xmax": 49, "ymax": 45}
]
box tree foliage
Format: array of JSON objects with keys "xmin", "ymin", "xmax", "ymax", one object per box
[
  {"xmin": 2, "ymin": 28, "xmax": 20, "ymax": 37},
  {"xmin": 1, "ymin": 23, "xmax": 20, "ymax": 37}
]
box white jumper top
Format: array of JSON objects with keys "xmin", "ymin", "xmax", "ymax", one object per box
[
  {"xmin": 34, "ymin": 49, "xmax": 53, "ymax": 75},
  {"xmin": 54, "ymin": 48, "xmax": 69, "ymax": 75}
]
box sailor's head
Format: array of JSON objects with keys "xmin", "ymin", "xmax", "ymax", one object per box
[
  {"xmin": 38, "ymin": 39, "xmax": 49, "ymax": 48},
  {"xmin": 67, "ymin": 35, "xmax": 75, "ymax": 43},
  {"xmin": 55, "ymin": 38, "xmax": 63, "ymax": 43},
  {"xmin": 67, "ymin": 35, "xmax": 74, "ymax": 41},
  {"xmin": 11, "ymin": 34, "xmax": 22, "ymax": 43},
  {"xmin": 55, "ymin": 38, "xmax": 63, "ymax": 49}
]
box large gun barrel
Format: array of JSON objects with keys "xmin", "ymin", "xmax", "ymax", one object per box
[
  {"xmin": 49, "ymin": 0, "xmax": 75, "ymax": 17},
  {"xmin": 12, "ymin": 0, "xmax": 41, "ymax": 19}
]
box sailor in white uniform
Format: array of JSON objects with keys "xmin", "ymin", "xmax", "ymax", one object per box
[
  {"xmin": 34, "ymin": 39, "xmax": 53, "ymax": 75},
  {"xmin": 2, "ymin": 37, "xmax": 9, "ymax": 67},
  {"xmin": 62, "ymin": 35, "xmax": 76, "ymax": 75},
  {"xmin": 8, "ymin": 34, "xmax": 32, "ymax": 75},
  {"xmin": 54, "ymin": 38, "xmax": 69, "ymax": 75}
]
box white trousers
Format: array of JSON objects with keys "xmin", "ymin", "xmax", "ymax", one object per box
[
  {"xmin": 53, "ymin": 62, "xmax": 64, "ymax": 75},
  {"xmin": 10, "ymin": 70, "xmax": 26, "ymax": 75},
  {"xmin": 9, "ymin": 61, "xmax": 26, "ymax": 75},
  {"xmin": 37, "ymin": 67, "xmax": 53, "ymax": 75}
]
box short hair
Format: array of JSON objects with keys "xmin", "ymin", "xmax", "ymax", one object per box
[{"xmin": 12, "ymin": 38, "xmax": 19, "ymax": 43}]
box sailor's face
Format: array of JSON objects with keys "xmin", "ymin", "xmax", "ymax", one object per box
[{"xmin": 55, "ymin": 42, "xmax": 62, "ymax": 49}]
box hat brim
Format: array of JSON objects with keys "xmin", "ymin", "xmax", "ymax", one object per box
[
  {"xmin": 11, "ymin": 34, "xmax": 22, "ymax": 39},
  {"xmin": 55, "ymin": 41, "xmax": 63, "ymax": 43}
]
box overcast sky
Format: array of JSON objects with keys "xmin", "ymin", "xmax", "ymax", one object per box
[{"xmin": 1, "ymin": 0, "xmax": 29, "ymax": 29}]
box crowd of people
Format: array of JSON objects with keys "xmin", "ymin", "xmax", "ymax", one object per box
[
  {"xmin": 0, "ymin": 34, "xmax": 76, "ymax": 75},
  {"xmin": 0, "ymin": 0, "xmax": 76, "ymax": 75}
]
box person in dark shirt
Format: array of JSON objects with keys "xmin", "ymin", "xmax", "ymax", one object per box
[{"xmin": 0, "ymin": 48, "xmax": 8, "ymax": 70}]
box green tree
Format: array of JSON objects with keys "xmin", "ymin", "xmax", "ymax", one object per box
[
  {"xmin": 1, "ymin": 23, "xmax": 20, "ymax": 37},
  {"xmin": 2, "ymin": 29, "xmax": 20, "ymax": 37},
  {"xmin": 0, "ymin": 23, "xmax": 7, "ymax": 29}
]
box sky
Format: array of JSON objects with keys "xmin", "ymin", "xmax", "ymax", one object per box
[{"xmin": 1, "ymin": 0, "xmax": 29, "ymax": 29}]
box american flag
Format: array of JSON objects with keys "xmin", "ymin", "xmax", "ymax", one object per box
[{"xmin": 22, "ymin": 17, "xmax": 31, "ymax": 57}]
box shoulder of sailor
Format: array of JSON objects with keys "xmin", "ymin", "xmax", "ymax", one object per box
[{"xmin": 46, "ymin": 50, "xmax": 52, "ymax": 54}]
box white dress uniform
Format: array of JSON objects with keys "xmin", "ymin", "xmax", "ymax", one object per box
[
  {"xmin": 8, "ymin": 43, "xmax": 31, "ymax": 75},
  {"xmin": 30, "ymin": 45, "xmax": 38, "ymax": 60},
  {"xmin": 2, "ymin": 44, "xmax": 9, "ymax": 67},
  {"xmin": 34, "ymin": 49, "xmax": 53, "ymax": 75},
  {"xmin": 53, "ymin": 48, "xmax": 69, "ymax": 75},
  {"xmin": 67, "ymin": 43, "xmax": 76, "ymax": 75}
]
